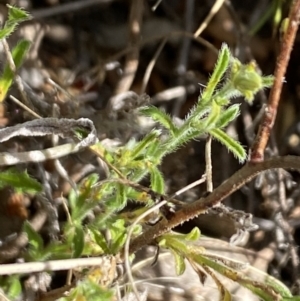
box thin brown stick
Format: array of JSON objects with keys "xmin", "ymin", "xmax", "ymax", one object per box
[
  {"xmin": 250, "ymin": 0, "xmax": 300, "ymax": 162},
  {"xmin": 128, "ymin": 156, "xmax": 300, "ymax": 255},
  {"xmin": 194, "ymin": 0, "xmax": 226, "ymax": 37},
  {"xmin": 205, "ymin": 135, "xmax": 213, "ymax": 192},
  {"xmin": 140, "ymin": 38, "xmax": 167, "ymax": 94},
  {"xmin": 113, "ymin": 0, "xmax": 143, "ymax": 95}
]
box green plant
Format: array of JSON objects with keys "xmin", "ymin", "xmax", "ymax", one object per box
[
  {"xmin": 0, "ymin": 5, "xmax": 31, "ymax": 102},
  {"xmin": 22, "ymin": 44, "xmax": 276, "ymax": 300},
  {"xmin": 0, "ymin": 5, "xmax": 299, "ymax": 301}
]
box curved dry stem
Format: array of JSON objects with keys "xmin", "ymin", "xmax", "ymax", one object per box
[
  {"xmin": 124, "ymin": 200, "xmax": 167, "ymax": 301},
  {"xmin": 128, "ymin": 156, "xmax": 300, "ymax": 255}
]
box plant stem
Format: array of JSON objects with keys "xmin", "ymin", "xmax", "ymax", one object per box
[
  {"xmin": 205, "ymin": 135, "xmax": 213, "ymax": 192},
  {"xmin": 250, "ymin": 0, "xmax": 300, "ymax": 162},
  {"xmin": 128, "ymin": 156, "xmax": 300, "ymax": 255}
]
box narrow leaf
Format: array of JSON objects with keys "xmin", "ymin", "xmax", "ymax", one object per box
[
  {"xmin": 210, "ymin": 128, "xmax": 246, "ymax": 163},
  {"xmin": 216, "ymin": 104, "xmax": 240, "ymax": 128},
  {"xmin": 203, "ymin": 100, "xmax": 221, "ymax": 130},
  {"xmin": 186, "ymin": 227, "xmax": 201, "ymax": 241},
  {"xmin": 140, "ymin": 106, "xmax": 178, "ymax": 135},
  {"xmin": 115, "ymin": 184, "xmax": 127, "ymax": 209},
  {"xmin": 172, "ymin": 251, "xmax": 186, "ymax": 275},
  {"xmin": 150, "ymin": 166, "xmax": 165, "ymax": 194},
  {"xmin": 111, "ymin": 231, "xmax": 127, "ymax": 254},
  {"xmin": 131, "ymin": 130, "xmax": 161, "ymax": 159},
  {"xmin": 23, "ymin": 221, "xmax": 44, "ymax": 251},
  {"xmin": 265, "ymin": 274, "xmax": 293, "ymax": 298},
  {"xmin": 201, "ymin": 44, "xmax": 231, "ymax": 103},
  {"xmin": 0, "ymin": 168, "xmax": 42, "ymax": 193},
  {"xmin": 73, "ymin": 225, "xmax": 85, "ymax": 258},
  {"xmin": 90, "ymin": 228, "xmax": 110, "ymax": 254},
  {"xmin": 0, "ymin": 40, "xmax": 31, "ymax": 102},
  {"xmin": 9, "ymin": 278, "xmax": 22, "ymax": 299}
]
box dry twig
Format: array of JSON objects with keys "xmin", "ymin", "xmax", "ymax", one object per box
[
  {"xmin": 250, "ymin": 0, "xmax": 300, "ymax": 162},
  {"xmin": 129, "ymin": 156, "xmax": 300, "ymax": 255}
]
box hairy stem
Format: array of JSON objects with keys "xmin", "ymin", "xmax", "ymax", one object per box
[
  {"xmin": 250, "ymin": 0, "xmax": 300, "ymax": 162},
  {"xmin": 128, "ymin": 156, "xmax": 300, "ymax": 255}
]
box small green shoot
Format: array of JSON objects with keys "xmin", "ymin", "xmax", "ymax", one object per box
[{"xmin": 0, "ymin": 5, "xmax": 31, "ymax": 101}]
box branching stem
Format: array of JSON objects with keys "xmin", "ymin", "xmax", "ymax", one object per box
[{"xmin": 128, "ymin": 156, "xmax": 300, "ymax": 255}]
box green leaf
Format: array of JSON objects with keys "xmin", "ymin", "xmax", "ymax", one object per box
[
  {"xmin": 69, "ymin": 173, "xmax": 100, "ymax": 222},
  {"xmin": 172, "ymin": 250, "xmax": 186, "ymax": 275},
  {"xmin": 0, "ymin": 6, "xmax": 31, "ymax": 39},
  {"xmin": 110, "ymin": 219, "xmax": 126, "ymax": 234},
  {"xmin": 193, "ymin": 253, "xmax": 279, "ymax": 301},
  {"xmin": 131, "ymin": 130, "xmax": 161, "ymax": 159},
  {"xmin": 23, "ymin": 221, "xmax": 44, "ymax": 252},
  {"xmin": 216, "ymin": 104, "xmax": 240, "ymax": 128},
  {"xmin": 186, "ymin": 227, "xmax": 201, "ymax": 241},
  {"xmin": 203, "ymin": 100, "xmax": 221, "ymax": 130},
  {"xmin": 264, "ymin": 274, "xmax": 293, "ymax": 298},
  {"xmin": 186, "ymin": 103, "xmax": 211, "ymax": 123},
  {"xmin": 201, "ymin": 44, "xmax": 231, "ymax": 103},
  {"xmin": 0, "ymin": 168, "xmax": 42, "ymax": 193},
  {"xmin": 0, "ymin": 40, "xmax": 31, "ymax": 102},
  {"xmin": 222, "ymin": 287, "xmax": 232, "ymax": 301},
  {"xmin": 140, "ymin": 106, "xmax": 178, "ymax": 135},
  {"xmin": 150, "ymin": 166, "xmax": 165, "ymax": 194},
  {"xmin": 209, "ymin": 128, "xmax": 247, "ymax": 163},
  {"xmin": 131, "ymin": 224, "xmax": 142, "ymax": 236},
  {"xmin": 6, "ymin": 276, "xmax": 22, "ymax": 299},
  {"xmin": 110, "ymin": 219, "xmax": 127, "ymax": 253},
  {"xmin": 89, "ymin": 228, "xmax": 110, "ymax": 254},
  {"xmin": 43, "ymin": 243, "xmax": 70, "ymax": 260},
  {"xmin": 68, "ymin": 188, "xmax": 77, "ymax": 218},
  {"xmin": 158, "ymin": 233, "xmax": 189, "ymax": 254},
  {"xmin": 72, "ymin": 225, "xmax": 85, "ymax": 258},
  {"xmin": 7, "ymin": 5, "xmax": 31, "ymax": 23},
  {"xmin": 111, "ymin": 230, "xmax": 126, "ymax": 254},
  {"xmin": 115, "ymin": 183, "xmax": 127, "ymax": 209}
]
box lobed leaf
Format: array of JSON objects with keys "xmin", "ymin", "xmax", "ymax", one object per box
[
  {"xmin": 7, "ymin": 5, "xmax": 31, "ymax": 23},
  {"xmin": 0, "ymin": 6, "xmax": 31, "ymax": 39}
]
